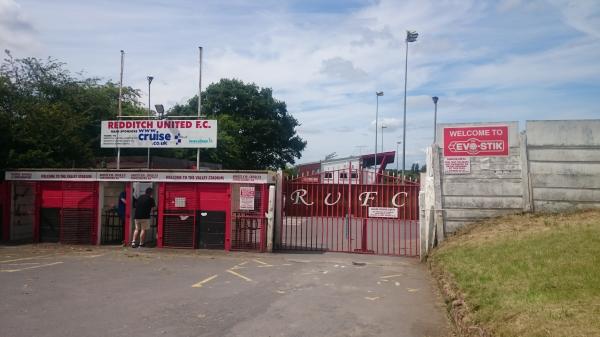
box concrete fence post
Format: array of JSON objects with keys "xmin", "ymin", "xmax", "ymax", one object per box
[
  {"xmin": 520, "ymin": 131, "xmax": 533, "ymax": 212},
  {"xmin": 266, "ymin": 185, "xmax": 275, "ymax": 252}
]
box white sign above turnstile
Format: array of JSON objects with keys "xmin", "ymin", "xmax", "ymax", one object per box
[{"xmin": 5, "ymin": 171, "xmax": 270, "ymax": 184}]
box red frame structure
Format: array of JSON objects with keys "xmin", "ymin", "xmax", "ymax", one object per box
[
  {"xmin": 4, "ymin": 169, "xmax": 272, "ymax": 251},
  {"xmin": 277, "ymin": 166, "xmax": 420, "ymax": 257},
  {"xmin": 36, "ymin": 181, "xmax": 99, "ymax": 244},
  {"xmin": 158, "ymin": 182, "xmax": 232, "ymax": 249}
]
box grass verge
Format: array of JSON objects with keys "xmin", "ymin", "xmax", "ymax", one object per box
[{"xmin": 429, "ymin": 210, "xmax": 600, "ymax": 337}]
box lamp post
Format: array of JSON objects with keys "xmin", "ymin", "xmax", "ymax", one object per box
[
  {"xmin": 147, "ymin": 76, "xmax": 154, "ymax": 169},
  {"xmin": 432, "ymin": 96, "xmax": 439, "ymax": 143},
  {"xmin": 375, "ymin": 91, "xmax": 384, "ymax": 170},
  {"xmin": 396, "ymin": 141, "xmax": 402, "ymax": 172},
  {"xmin": 402, "ymin": 30, "xmax": 418, "ymax": 178}
]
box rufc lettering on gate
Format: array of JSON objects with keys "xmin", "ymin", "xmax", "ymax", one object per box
[
  {"xmin": 444, "ymin": 125, "xmax": 509, "ymax": 157},
  {"xmin": 289, "ymin": 189, "xmax": 409, "ymax": 208}
]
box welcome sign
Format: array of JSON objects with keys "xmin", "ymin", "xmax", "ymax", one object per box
[{"xmin": 101, "ymin": 120, "xmax": 217, "ymax": 148}]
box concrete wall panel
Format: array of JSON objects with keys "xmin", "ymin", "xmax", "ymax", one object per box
[
  {"xmin": 533, "ymin": 200, "xmax": 600, "ymax": 212},
  {"xmin": 533, "ymin": 187, "xmax": 600, "ymax": 202},
  {"xmin": 444, "ymin": 208, "xmax": 522, "ymax": 220},
  {"xmin": 529, "ymin": 162, "xmax": 600, "ymax": 175},
  {"xmin": 443, "ymin": 196, "xmax": 523, "ymax": 209},
  {"xmin": 527, "ymin": 120, "xmax": 600, "ymax": 146},
  {"xmin": 531, "ymin": 174, "xmax": 600, "ymax": 189},
  {"xmin": 442, "ymin": 181, "xmax": 522, "ymax": 196},
  {"xmin": 528, "ymin": 148, "xmax": 600, "ymax": 162}
]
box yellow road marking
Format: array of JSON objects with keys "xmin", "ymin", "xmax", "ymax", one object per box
[
  {"xmin": 191, "ymin": 274, "xmax": 218, "ymax": 288},
  {"xmin": 1, "ymin": 261, "xmax": 64, "ymax": 273},
  {"xmin": 0, "ymin": 254, "xmax": 57, "ymax": 264},
  {"xmin": 226, "ymin": 269, "xmax": 253, "ymax": 282},
  {"xmin": 380, "ymin": 274, "xmax": 404, "ymax": 279}
]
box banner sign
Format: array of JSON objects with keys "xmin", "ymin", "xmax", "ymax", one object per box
[
  {"xmin": 239, "ymin": 186, "xmax": 255, "ymax": 211},
  {"xmin": 100, "ymin": 120, "xmax": 217, "ymax": 148},
  {"xmin": 6, "ymin": 171, "xmax": 269, "ymax": 184},
  {"xmin": 443, "ymin": 157, "xmax": 471, "ymax": 174},
  {"xmin": 443, "ymin": 125, "xmax": 509, "ymax": 156}
]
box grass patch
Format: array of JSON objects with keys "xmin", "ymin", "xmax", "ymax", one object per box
[{"xmin": 429, "ymin": 210, "xmax": 600, "ymax": 337}]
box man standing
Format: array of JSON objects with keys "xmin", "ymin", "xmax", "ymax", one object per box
[{"xmin": 132, "ymin": 187, "xmax": 155, "ymax": 248}]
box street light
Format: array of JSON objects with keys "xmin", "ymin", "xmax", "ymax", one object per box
[
  {"xmin": 375, "ymin": 91, "xmax": 384, "ymax": 171},
  {"xmin": 402, "ymin": 30, "xmax": 418, "ymax": 178},
  {"xmin": 155, "ymin": 104, "xmax": 165, "ymax": 119},
  {"xmin": 432, "ymin": 96, "xmax": 439, "ymax": 143},
  {"xmin": 147, "ymin": 76, "xmax": 154, "ymax": 169}
]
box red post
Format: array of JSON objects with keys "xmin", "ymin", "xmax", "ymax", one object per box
[
  {"xmin": 224, "ymin": 184, "xmax": 232, "ymax": 251},
  {"xmin": 1, "ymin": 182, "xmax": 11, "ymax": 241},
  {"xmin": 33, "ymin": 182, "xmax": 41, "ymax": 243},
  {"xmin": 157, "ymin": 182, "xmax": 165, "ymax": 248}
]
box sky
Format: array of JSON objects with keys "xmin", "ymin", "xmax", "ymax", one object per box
[{"xmin": 1, "ymin": 0, "xmax": 599, "ymax": 167}]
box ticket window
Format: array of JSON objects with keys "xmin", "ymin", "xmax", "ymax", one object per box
[{"xmin": 130, "ymin": 182, "xmax": 158, "ymax": 246}]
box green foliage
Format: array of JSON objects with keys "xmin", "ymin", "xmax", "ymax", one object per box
[
  {"xmin": 0, "ymin": 51, "xmax": 145, "ymax": 169},
  {"xmin": 168, "ymin": 79, "xmax": 306, "ymax": 170}
]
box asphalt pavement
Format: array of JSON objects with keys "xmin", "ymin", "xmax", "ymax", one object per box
[{"xmin": 0, "ymin": 244, "xmax": 449, "ymax": 337}]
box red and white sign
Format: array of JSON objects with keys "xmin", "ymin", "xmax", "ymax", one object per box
[
  {"xmin": 444, "ymin": 125, "xmax": 509, "ymax": 156},
  {"xmin": 6, "ymin": 171, "xmax": 269, "ymax": 184},
  {"xmin": 444, "ymin": 157, "xmax": 471, "ymax": 174},
  {"xmin": 239, "ymin": 186, "xmax": 255, "ymax": 210},
  {"xmin": 368, "ymin": 207, "xmax": 398, "ymax": 218}
]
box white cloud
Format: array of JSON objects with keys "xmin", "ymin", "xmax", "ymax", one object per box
[
  {"xmin": 8, "ymin": 0, "xmax": 600, "ymax": 165},
  {"xmin": 0, "ymin": 0, "xmax": 40, "ymax": 54}
]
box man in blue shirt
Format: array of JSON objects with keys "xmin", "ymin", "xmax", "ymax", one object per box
[{"xmin": 117, "ymin": 191, "xmax": 126, "ymax": 226}]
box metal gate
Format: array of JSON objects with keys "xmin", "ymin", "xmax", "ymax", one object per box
[
  {"xmin": 38, "ymin": 182, "xmax": 99, "ymax": 245},
  {"xmin": 276, "ymin": 167, "xmax": 420, "ymax": 257}
]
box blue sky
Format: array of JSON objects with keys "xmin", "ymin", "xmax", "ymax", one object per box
[{"xmin": 1, "ymin": 0, "xmax": 599, "ymax": 166}]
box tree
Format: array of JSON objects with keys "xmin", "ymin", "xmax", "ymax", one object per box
[
  {"xmin": 0, "ymin": 51, "xmax": 145, "ymax": 169},
  {"xmin": 168, "ymin": 79, "xmax": 306, "ymax": 169}
]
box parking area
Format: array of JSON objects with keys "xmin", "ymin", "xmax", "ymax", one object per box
[{"xmin": 0, "ymin": 245, "xmax": 449, "ymax": 337}]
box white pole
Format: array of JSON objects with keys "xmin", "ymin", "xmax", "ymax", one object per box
[
  {"xmin": 375, "ymin": 94, "xmax": 379, "ymax": 171},
  {"xmin": 147, "ymin": 76, "xmax": 153, "ymax": 169},
  {"xmin": 196, "ymin": 46, "xmax": 203, "ymax": 171},
  {"xmin": 402, "ymin": 37, "xmax": 408, "ymax": 179},
  {"xmin": 117, "ymin": 50, "xmax": 124, "ymax": 169}
]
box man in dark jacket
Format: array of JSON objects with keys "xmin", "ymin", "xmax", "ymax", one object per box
[{"xmin": 132, "ymin": 187, "xmax": 155, "ymax": 248}]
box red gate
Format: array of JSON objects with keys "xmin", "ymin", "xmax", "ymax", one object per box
[{"xmin": 276, "ymin": 167, "xmax": 420, "ymax": 257}]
